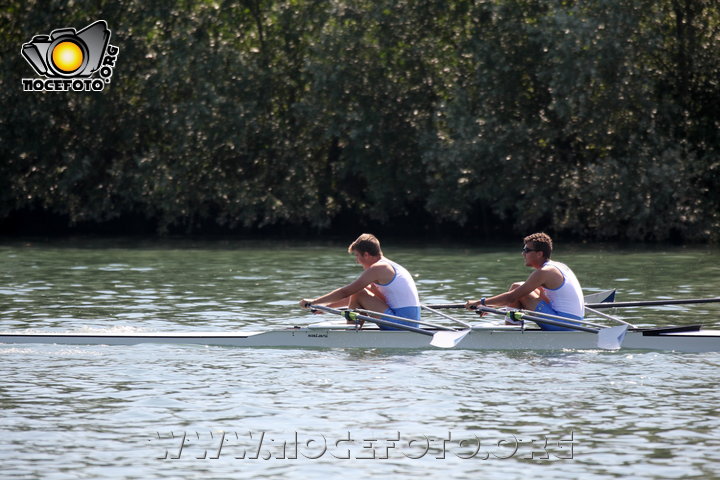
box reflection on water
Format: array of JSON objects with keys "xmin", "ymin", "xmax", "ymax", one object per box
[{"xmin": 1, "ymin": 239, "xmax": 719, "ymax": 479}]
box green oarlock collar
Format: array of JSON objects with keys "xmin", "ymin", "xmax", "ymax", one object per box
[
  {"xmin": 508, "ymin": 311, "xmax": 525, "ymax": 321},
  {"xmin": 343, "ymin": 310, "xmax": 359, "ymax": 323}
]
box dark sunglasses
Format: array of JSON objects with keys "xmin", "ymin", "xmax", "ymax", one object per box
[{"xmin": 522, "ymin": 247, "xmax": 537, "ymax": 253}]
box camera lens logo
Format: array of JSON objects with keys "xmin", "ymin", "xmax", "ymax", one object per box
[
  {"xmin": 21, "ymin": 20, "xmax": 119, "ymax": 92},
  {"xmin": 52, "ymin": 41, "xmax": 85, "ymax": 74}
]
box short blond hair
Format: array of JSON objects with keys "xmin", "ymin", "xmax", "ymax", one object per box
[{"xmin": 348, "ymin": 233, "xmax": 383, "ymax": 256}]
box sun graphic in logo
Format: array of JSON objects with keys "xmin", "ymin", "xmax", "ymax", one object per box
[{"xmin": 51, "ymin": 41, "xmax": 84, "ymax": 73}]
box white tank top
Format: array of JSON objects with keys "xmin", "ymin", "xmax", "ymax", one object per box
[
  {"xmin": 373, "ymin": 258, "xmax": 420, "ymax": 309},
  {"xmin": 543, "ymin": 260, "xmax": 584, "ymax": 318}
]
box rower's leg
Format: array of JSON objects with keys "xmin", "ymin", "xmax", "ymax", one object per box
[
  {"xmin": 519, "ymin": 294, "xmax": 542, "ymax": 311},
  {"xmin": 326, "ymin": 298, "xmax": 351, "ymax": 308},
  {"xmin": 347, "ymin": 288, "xmax": 389, "ymax": 324},
  {"xmin": 507, "ymin": 282, "xmax": 527, "ymax": 309},
  {"xmin": 509, "ymin": 282, "xmax": 546, "ymax": 312}
]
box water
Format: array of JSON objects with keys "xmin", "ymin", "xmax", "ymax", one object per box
[{"xmin": 1, "ymin": 239, "xmax": 719, "ymax": 479}]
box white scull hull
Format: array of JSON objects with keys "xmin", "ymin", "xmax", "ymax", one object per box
[{"xmin": 2, "ymin": 322, "xmax": 719, "ymax": 353}]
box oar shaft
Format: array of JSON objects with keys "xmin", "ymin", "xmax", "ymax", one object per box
[
  {"xmin": 308, "ymin": 305, "xmax": 434, "ymax": 337},
  {"xmin": 421, "ymin": 304, "xmax": 472, "ymax": 329},
  {"xmin": 425, "ymin": 303, "xmax": 465, "ymax": 309},
  {"xmin": 424, "ymin": 303, "xmax": 601, "ymax": 331},
  {"xmin": 586, "ymin": 297, "xmax": 720, "ymax": 309},
  {"xmin": 477, "ymin": 306, "xmax": 599, "ymax": 333},
  {"xmin": 515, "ymin": 308, "xmax": 607, "ymax": 329},
  {"xmin": 353, "ymin": 308, "xmax": 454, "ymax": 331},
  {"xmin": 585, "ymin": 306, "xmax": 636, "ymax": 327}
]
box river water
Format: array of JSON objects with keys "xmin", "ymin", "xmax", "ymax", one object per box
[{"xmin": 1, "ymin": 238, "xmax": 719, "ymax": 479}]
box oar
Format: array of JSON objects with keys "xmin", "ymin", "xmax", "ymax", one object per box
[
  {"xmin": 427, "ymin": 290, "xmax": 617, "ymax": 311},
  {"xmin": 353, "ymin": 306, "xmax": 471, "ymax": 347},
  {"xmin": 476, "ymin": 305, "xmax": 628, "ymax": 350},
  {"xmin": 353, "ymin": 308, "xmax": 455, "ymax": 331},
  {"xmin": 306, "ymin": 304, "xmax": 466, "ymax": 348},
  {"xmin": 476, "ymin": 305, "xmax": 597, "ymax": 332},
  {"xmin": 584, "ymin": 306, "xmax": 636, "ymax": 328},
  {"xmin": 586, "ymin": 297, "xmax": 720, "ymax": 309},
  {"xmin": 421, "ymin": 304, "xmax": 472, "ymax": 347},
  {"xmin": 421, "ymin": 304, "xmax": 471, "ymax": 329},
  {"xmin": 509, "ymin": 308, "xmax": 609, "ymax": 329},
  {"xmin": 349, "ymin": 306, "xmax": 471, "ymax": 348},
  {"xmin": 424, "ymin": 303, "xmax": 466, "ymax": 309}
]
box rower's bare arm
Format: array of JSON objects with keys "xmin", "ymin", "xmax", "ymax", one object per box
[
  {"xmin": 467, "ymin": 270, "xmax": 549, "ymax": 309},
  {"xmin": 501, "ymin": 270, "xmax": 547, "ymax": 302},
  {"xmin": 300, "ymin": 267, "xmax": 383, "ymax": 307},
  {"xmin": 306, "ymin": 285, "xmax": 356, "ymax": 306}
]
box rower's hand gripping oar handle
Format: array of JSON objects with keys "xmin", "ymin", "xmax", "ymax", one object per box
[
  {"xmin": 303, "ymin": 301, "xmax": 327, "ymax": 316},
  {"xmin": 466, "ymin": 302, "xmax": 491, "ymax": 317}
]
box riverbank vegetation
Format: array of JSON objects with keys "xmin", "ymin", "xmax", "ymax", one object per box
[{"xmin": 2, "ymin": 0, "xmax": 718, "ymax": 241}]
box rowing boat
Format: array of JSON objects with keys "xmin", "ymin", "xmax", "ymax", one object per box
[
  {"xmin": 1, "ymin": 322, "xmax": 719, "ymax": 353},
  {"xmin": 3, "ymin": 291, "xmax": 719, "ymax": 353}
]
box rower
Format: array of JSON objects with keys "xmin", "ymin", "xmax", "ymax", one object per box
[
  {"xmin": 299, "ymin": 233, "xmax": 421, "ymax": 330},
  {"xmin": 466, "ymin": 232, "xmax": 584, "ymax": 331}
]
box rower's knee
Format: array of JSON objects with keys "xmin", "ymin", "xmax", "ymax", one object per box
[{"xmin": 354, "ymin": 288, "xmax": 388, "ymax": 312}]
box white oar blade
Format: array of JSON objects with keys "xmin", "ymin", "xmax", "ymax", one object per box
[
  {"xmin": 597, "ymin": 325, "xmax": 629, "ymax": 350},
  {"xmin": 430, "ymin": 329, "xmax": 470, "ymax": 348}
]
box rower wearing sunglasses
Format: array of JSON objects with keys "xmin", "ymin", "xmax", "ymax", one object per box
[{"xmin": 465, "ymin": 232, "xmax": 584, "ymax": 330}]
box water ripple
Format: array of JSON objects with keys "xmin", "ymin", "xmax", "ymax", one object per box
[{"xmin": 1, "ymin": 241, "xmax": 720, "ymax": 479}]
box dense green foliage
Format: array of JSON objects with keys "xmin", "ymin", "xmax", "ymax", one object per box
[{"xmin": 1, "ymin": 0, "xmax": 718, "ymax": 241}]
